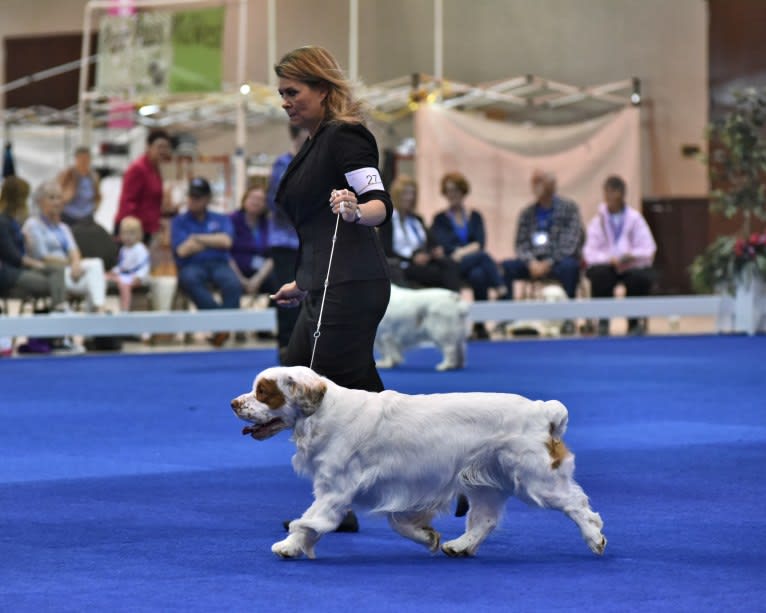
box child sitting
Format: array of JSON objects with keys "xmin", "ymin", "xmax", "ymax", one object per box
[{"xmin": 107, "ymin": 216, "xmax": 151, "ymax": 311}]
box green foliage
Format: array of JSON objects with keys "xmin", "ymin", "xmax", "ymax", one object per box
[{"xmin": 690, "ymin": 88, "xmax": 766, "ymax": 293}]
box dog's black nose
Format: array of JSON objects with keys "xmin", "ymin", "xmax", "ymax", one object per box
[{"xmin": 231, "ymin": 398, "xmax": 240, "ymax": 410}]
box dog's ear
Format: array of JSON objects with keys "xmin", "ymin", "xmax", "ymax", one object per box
[
  {"xmin": 255, "ymin": 377, "xmax": 286, "ymax": 410},
  {"xmin": 281, "ymin": 374, "xmax": 327, "ymax": 416}
]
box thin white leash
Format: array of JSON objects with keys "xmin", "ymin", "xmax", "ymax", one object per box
[{"xmin": 309, "ymin": 198, "xmax": 343, "ymax": 371}]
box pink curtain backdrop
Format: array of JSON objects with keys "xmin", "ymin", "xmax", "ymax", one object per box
[{"xmin": 414, "ymin": 106, "xmax": 641, "ymax": 260}]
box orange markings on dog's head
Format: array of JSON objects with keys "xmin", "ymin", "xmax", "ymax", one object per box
[{"xmin": 255, "ymin": 378, "xmax": 286, "ymax": 410}]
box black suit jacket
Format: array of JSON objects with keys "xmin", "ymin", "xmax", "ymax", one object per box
[{"xmin": 276, "ymin": 121, "xmax": 393, "ymax": 291}]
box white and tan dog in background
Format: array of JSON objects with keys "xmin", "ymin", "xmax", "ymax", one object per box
[
  {"xmin": 231, "ymin": 365, "xmax": 606, "ymax": 560},
  {"xmin": 506, "ymin": 283, "xmax": 569, "ymax": 338},
  {"xmin": 375, "ymin": 284, "xmax": 469, "ymax": 371}
]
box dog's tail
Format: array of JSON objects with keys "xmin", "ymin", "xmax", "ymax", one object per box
[
  {"xmin": 542, "ymin": 400, "xmax": 571, "ymax": 471},
  {"xmin": 543, "ymin": 400, "xmax": 568, "ymax": 439}
]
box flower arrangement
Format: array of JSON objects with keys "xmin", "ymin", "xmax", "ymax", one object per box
[{"xmin": 690, "ymin": 88, "xmax": 766, "ymax": 294}]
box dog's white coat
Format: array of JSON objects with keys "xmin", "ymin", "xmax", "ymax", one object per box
[
  {"xmin": 231, "ymin": 366, "xmax": 606, "ymax": 560},
  {"xmin": 506, "ymin": 283, "xmax": 568, "ymax": 337},
  {"xmin": 375, "ymin": 284, "xmax": 468, "ymax": 371}
]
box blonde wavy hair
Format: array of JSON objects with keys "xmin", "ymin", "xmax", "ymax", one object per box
[
  {"xmin": 389, "ymin": 175, "xmax": 418, "ymax": 218},
  {"xmin": 274, "ymin": 46, "xmax": 366, "ymax": 125}
]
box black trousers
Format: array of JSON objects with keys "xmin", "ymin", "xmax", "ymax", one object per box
[
  {"xmin": 586, "ymin": 265, "xmax": 655, "ymax": 327},
  {"xmin": 285, "ymin": 278, "xmax": 390, "ymax": 392}
]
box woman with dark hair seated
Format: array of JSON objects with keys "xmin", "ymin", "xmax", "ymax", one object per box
[
  {"xmin": 430, "ymin": 171, "xmax": 506, "ymax": 339},
  {"xmin": 229, "ymin": 185, "xmax": 279, "ymax": 300},
  {"xmin": 0, "ymin": 176, "xmax": 67, "ymax": 310},
  {"xmin": 379, "ymin": 174, "xmax": 461, "ymax": 291}
]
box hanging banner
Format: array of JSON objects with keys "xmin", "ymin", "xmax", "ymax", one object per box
[
  {"xmin": 415, "ymin": 106, "xmax": 642, "ymax": 260},
  {"xmin": 169, "ymin": 7, "xmax": 224, "ymax": 94},
  {"xmin": 96, "ymin": 7, "xmax": 223, "ymax": 97},
  {"xmin": 96, "ymin": 13, "xmax": 172, "ymax": 96}
]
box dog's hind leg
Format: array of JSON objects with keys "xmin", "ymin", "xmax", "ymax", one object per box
[
  {"xmin": 272, "ymin": 495, "xmax": 350, "ymax": 560},
  {"xmin": 435, "ymin": 341, "xmax": 461, "ymax": 371},
  {"xmin": 441, "ymin": 488, "xmax": 507, "ymax": 557},
  {"xmin": 524, "ymin": 474, "xmax": 606, "ymax": 556},
  {"xmin": 388, "ymin": 512, "xmax": 440, "ymax": 552}
]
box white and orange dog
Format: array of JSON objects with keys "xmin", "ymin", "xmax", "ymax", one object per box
[
  {"xmin": 375, "ymin": 284, "xmax": 468, "ymax": 371},
  {"xmin": 231, "ymin": 366, "xmax": 606, "ymax": 560}
]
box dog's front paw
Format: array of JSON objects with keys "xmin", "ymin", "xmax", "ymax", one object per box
[
  {"xmin": 272, "ymin": 534, "xmax": 314, "ymax": 560},
  {"xmin": 424, "ymin": 527, "xmax": 441, "ymax": 552},
  {"xmin": 441, "ymin": 539, "xmax": 474, "ymax": 558},
  {"xmin": 376, "ymin": 358, "xmax": 396, "ymax": 369},
  {"xmin": 435, "ymin": 361, "xmax": 458, "ymax": 372}
]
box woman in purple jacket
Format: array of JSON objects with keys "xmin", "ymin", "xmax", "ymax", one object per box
[
  {"xmin": 229, "ymin": 185, "xmax": 278, "ymax": 299},
  {"xmin": 583, "ymin": 175, "xmax": 657, "ymax": 336}
]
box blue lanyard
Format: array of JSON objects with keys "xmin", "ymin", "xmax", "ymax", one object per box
[{"xmin": 608, "ymin": 212, "xmax": 625, "ymax": 242}]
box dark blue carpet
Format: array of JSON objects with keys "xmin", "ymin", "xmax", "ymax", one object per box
[{"xmin": 1, "ymin": 336, "xmax": 765, "ymax": 612}]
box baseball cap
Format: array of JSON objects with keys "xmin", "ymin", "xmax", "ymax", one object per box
[{"xmin": 188, "ymin": 177, "xmax": 212, "ymax": 198}]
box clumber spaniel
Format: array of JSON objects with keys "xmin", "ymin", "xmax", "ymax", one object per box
[
  {"xmin": 375, "ymin": 284, "xmax": 468, "ymax": 371},
  {"xmin": 231, "ymin": 366, "xmax": 606, "ymax": 560},
  {"xmin": 506, "ymin": 283, "xmax": 568, "ymax": 338}
]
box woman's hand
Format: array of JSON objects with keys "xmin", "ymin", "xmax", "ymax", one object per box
[
  {"xmin": 412, "ymin": 252, "xmax": 431, "ymax": 266},
  {"xmin": 329, "ymin": 188, "xmax": 360, "ymax": 224},
  {"xmin": 270, "ymin": 281, "xmax": 307, "ymax": 308},
  {"xmin": 70, "ymin": 261, "xmax": 83, "ymax": 281}
]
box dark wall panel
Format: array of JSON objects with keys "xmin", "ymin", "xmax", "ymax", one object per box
[{"xmin": 4, "ymin": 34, "xmax": 97, "ymax": 109}]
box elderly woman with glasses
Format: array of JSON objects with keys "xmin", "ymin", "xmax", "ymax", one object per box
[{"xmin": 22, "ymin": 179, "xmax": 106, "ymax": 312}]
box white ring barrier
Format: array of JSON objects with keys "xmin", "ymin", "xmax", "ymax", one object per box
[{"xmin": 0, "ymin": 295, "xmax": 729, "ymax": 338}]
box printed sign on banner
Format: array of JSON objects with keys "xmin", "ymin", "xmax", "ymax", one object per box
[
  {"xmin": 96, "ymin": 8, "xmax": 222, "ymax": 97},
  {"xmin": 96, "ymin": 13, "xmax": 172, "ymax": 96},
  {"xmin": 96, "ymin": 16, "xmax": 136, "ymax": 95},
  {"xmin": 132, "ymin": 12, "xmax": 173, "ymax": 95}
]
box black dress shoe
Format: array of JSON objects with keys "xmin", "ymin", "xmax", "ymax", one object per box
[
  {"xmin": 335, "ymin": 510, "xmax": 359, "ymax": 532},
  {"xmin": 283, "ymin": 510, "xmax": 359, "ymax": 533},
  {"xmin": 455, "ymin": 494, "xmax": 470, "ymax": 517}
]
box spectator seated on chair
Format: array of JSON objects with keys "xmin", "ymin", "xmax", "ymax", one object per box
[
  {"xmin": 583, "ymin": 175, "xmax": 657, "ymax": 336},
  {"xmin": 23, "ymin": 179, "xmax": 107, "ymax": 313},
  {"xmin": 430, "ymin": 172, "xmax": 506, "ymax": 339},
  {"xmin": 379, "ymin": 175, "xmax": 462, "ymax": 292},
  {"xmin": 501, "ymin": 170, "xmax": 584, "ymax": 334},
  {"xmin": 1, "ymin": 175, "xmax": 68, "ymax": 311},
  {"xmin": 105, "ymin": 215, "xmax": 151, "ymax": 312},
  {"xmin": 57, "ymin": 146, "xmax": 101, "ymax": 228},
  {"xmin": 229, "ymin": 185, "xmax": 279, "ymax": 301},
  {"xmin": 171, "ymin": 177, "xmax": 242, "ymax": 347}
]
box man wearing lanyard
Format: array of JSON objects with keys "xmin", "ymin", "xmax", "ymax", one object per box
[
  {"xmin": 583, "ymin": 175, "xmax": 657, "ymax": 336},
  {"xmin": 501, "ymin": 170, "xmax": 584, "ymax": 334}
]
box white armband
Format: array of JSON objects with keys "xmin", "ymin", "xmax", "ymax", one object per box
[{"xmin": 345, "ymin": 167, "xmax": 384, "ymax": 196}]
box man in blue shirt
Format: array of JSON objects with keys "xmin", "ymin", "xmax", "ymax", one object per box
[{"xmin": 172, "ymin": 177, "xmax": 242, "ymax": 345}]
